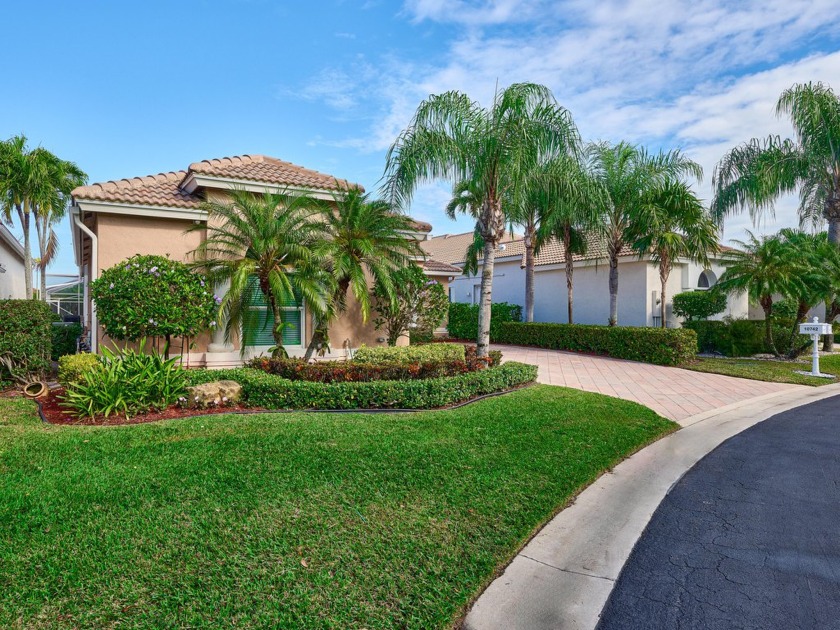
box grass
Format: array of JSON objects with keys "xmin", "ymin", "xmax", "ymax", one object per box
[
  {"xmin": 0, "ymin": 386, "xmax": 674, "ymax": 629},
  {"xmin": 684, "ymin": 353, "xmax": 840, "ymax": 386}
]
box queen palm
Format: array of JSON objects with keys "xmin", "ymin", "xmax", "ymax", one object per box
[
  {"xmin": 629, "ymin": 179, "xmax": 719, "ymax": 328},
  {"xmin": 716, "ymin": 232, "xmax": 804, "ymax": 357},
  {"xmin": 713, "ymin": 81, "xmax": 840, "ymax": 347},
  {"xmin": 188, "ymin": 189, "xmax": 330, "ymax": 358},
  {"xmin": 303, "ymin": 188, "xmax": 419, "ymax": 360},
  {"xmin": 587, "ymin": 142, "xmax": 703, "ymax": 326},
  {"xmin": 383, "ymin": 83, "xmax": 579, "ymax": 357}
]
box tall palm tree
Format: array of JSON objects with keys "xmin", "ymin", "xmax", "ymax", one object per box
[
  {"xmin": 534, "ymin": 154, "xmax": 602, "ymax": 324},
  {"xmin": 629, "ymin": 179, "xmax": 719, "ymax": 328},
  {"xmin": 587, "ymin": 142, "xmax": 703, "ymax": 326},
  {"xmin": 712, "ymin": 81, "xmax": 840, "ymax": 348},
  {"xmin": 303, "ymin": 188, "xmax": 419, "ymax": 360},
  {"xmin": 383, "ymin": 83, "xmax": 579, "ymax": 357},
  {"xmin": 716, "ymin": 232, "xmax": 804, "ymax": 357},
  {"xmin": 0, "ymin": 135, "xmax": 37, "ymax": 298},
  {"xmin": 31, "ymin": 149, "xmax": 87, "ymax": 300},
  {"xmin": 188, "ymin": 189, "xmax": 330, "ymax": 358}
]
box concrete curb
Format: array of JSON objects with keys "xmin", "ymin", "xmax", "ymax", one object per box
[{"xmin": 463, "ymin": 382, "xmax": 840, "ymax": 630}]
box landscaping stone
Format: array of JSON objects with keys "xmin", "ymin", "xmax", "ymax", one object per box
[{"xmin": 186, "ymin": 380, "xmax": 242, "ymax": 408}]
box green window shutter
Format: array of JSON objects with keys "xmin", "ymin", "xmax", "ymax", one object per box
[{"xmin": 243, "ymin": 276, "xmax": 303, "ymax": 347}]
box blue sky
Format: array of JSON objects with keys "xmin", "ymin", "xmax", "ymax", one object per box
[{"xmin": 3, "ymin": 0, "xmax": 840, "ymax": 277}]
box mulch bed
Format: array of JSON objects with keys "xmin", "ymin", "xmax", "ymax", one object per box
[{"xmin": 36, "ymin": 388, "xmax": 257, "ymax": 426}]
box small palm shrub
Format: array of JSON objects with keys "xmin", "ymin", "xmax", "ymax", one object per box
[{"xmin": 60, "ymin": 345, "xmax": 187, "ymax": 419}]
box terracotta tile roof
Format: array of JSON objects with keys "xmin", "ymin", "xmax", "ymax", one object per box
[
  {"xmin": 188, "ymin": 154, "xmax": 361, "ymax": 192},
  {"xmin": 419, "ymin": 231, "xmax": 521, "ymax": 265},
  {"xmin": 529, "ymin": 234, "xmax": 636, "ymax": 267},
  {"xmin": 72, "ymin": 154, "xmax": 363, "ymax": 209},
  {"xmin": 421, "ymin": 258, "xmax": 462, "ymax": 274},
  {"xmin": 407, "ymin": 218, "xmax": 433, "ymax": 233}
]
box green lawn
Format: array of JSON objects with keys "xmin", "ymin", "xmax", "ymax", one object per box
[
  {"xmin": 0, "ymin": 386, "xmax": 674, "ymax": 629},
  {"xmin": 684, "ymin": 353, "xmax": 840, "ymax": 386}
]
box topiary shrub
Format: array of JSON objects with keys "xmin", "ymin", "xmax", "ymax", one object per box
[
  {"xmin": 0, "ymin": 299, "xmax": 57, "ymax": 380},
  {"xmin": 353, "ymin": 342, "xmax": 465, "ymax": 364},
  {"xmin": 672, "ymin": 290, "xmax": 727, "ymax": 321},
  {"xmin": 494, "ymin": 322, "xmax": 697, "ymax": 366},
  {"xmin": 447, "ymin": 302, "xmax": 522, "ymax": 340},
  {"xmin": 58, "ymin": 353, "xmax": 101, "ymax": 387},
  {"xmin": 91, "ymin": 255, "xmax": 217, "ymax": 356}
]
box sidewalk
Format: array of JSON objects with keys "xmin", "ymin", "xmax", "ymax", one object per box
[{"xmin": 463, "ymin": 382, "xmax": 840, "ymax": 630}]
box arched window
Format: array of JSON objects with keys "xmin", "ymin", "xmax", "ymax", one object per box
[{"xmin": 697, "ymin": 269, "xmax": 717, "ymax": 289}]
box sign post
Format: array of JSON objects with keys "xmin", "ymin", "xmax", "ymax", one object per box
[{"xmin": 798, "ymin": 317, "xmax": 834, "ymax": 378}]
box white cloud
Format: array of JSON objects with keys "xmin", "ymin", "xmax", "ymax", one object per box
[{"xmin": 299, "ymin": 0, "xmax": 840, "ymax": 239}]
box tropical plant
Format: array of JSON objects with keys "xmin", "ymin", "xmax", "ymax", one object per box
[
  {"xmin": 716, "ymin": 232, "xmax": 805, "ymax": 357},
  {"xmin": 712, "ymin": 82, "xmax": 840, "ymax": 348},
  {"xmin": 372, "ymin": 263, "xmax": 449, "ymax": 346},
  {"xmin": 534, "ymin": 155, "xmax": 602, "ymax": 323},
  {"xmin": 383, "ymin": 82, "xmax": 579, "ymax": 356},
  {"xmin": 189, "ymin": 189, "xmax": 329, "ymax": 358},
  {"xmin": 672, "ymin": 290, "xmax": 727, "ymax": 321},
  {"xmin": 629, "ymin": 179, "xmax": 719, "ymax": 327},
  {"xmin": 303, "ymin": 188, "xmax": 419, "ymax": 360},
  {"xmin": 31, "ymin": 151, "xmax": 86, "ymax": 300},
  {"xmin": 587, "ymin": 142, "xmax": 703, "ymax": 326},
  {"xmin": 0, "ymin": 135, "xmax": 37, "ymax": 298},
  {"xmin": 91, "ymin": 254, "xmax": 218, "ymax": 358}
]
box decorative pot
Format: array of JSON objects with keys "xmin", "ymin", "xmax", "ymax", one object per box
[{"xmin": 22, "ymin": 381, "xmax": 48, "ymax": 399}]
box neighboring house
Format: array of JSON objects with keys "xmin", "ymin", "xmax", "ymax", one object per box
[
  {"xmin": 421, "ymin": 231, "xmax": 749, "ymax": 328},
  {"xmin": 70, "ymin": 154, "xmax": 459, "ymax": 365},
  {"xmin": 0, "ymin": 223, "xmax": 26, "ymax": 299}
]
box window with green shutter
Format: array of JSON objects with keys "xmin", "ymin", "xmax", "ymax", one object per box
[{"xmin": 242, "ymin": 277, "xmax": 304, "ymax": 347}]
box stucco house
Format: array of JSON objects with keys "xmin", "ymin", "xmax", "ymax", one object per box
[
  {"xmin": 0, "ymin": 223, "xmax": 26, "ymax": 299},
  {"xmin": 421, "ymin": 231, "xmax": 748, "ymax": 328},
  {"xmin": 70, "ymin": 154, "xmax": 460, "ymax": 365}
]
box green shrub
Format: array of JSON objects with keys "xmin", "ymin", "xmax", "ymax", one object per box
[
  {"xmin": 51, "ymin": 322, "xmax": 82, "ymax": 360},
  {"xmin": 684, "ymin": 318, "xmax": 803, "ymax": 356},
  {"xmin": 60, "ymin": 345, "xmax": 187, "ymax": 419},
  {"xmin": 353, "ymin": 343, "xmax": 466, "ymax": 364},
  {"xmin": 372, "ymin": 264, "xmax": 449, "ymax": 345},
  {"xmin": 57, "ymin": 353, "xmax": 101, "ymax": 387},
  {"xmin": 447, "ymin": 302, "xmax": 522, "ymax": 340},
  {"xmin": 0, "ymin": 300, "xmax": 56, "ymax": 379},
  {"xmin": 494, "ymin": 322, "xmax": 697, "ymax": 366},
  {"xmin": 672, "ymin": 290, "xmax": 727, "ymax": 321},
  {"xmin": 185, "ymin": 362, "xmax": 536, "ymax": 410},
  {"xmin": 91, "ymin": 255, "xmax": 217, "ymax": 350},
  {"xmin": 248, "ymin": 358, "xmax": 475, "ymax": 383}
]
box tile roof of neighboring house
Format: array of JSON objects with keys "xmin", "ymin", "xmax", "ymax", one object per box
[
  {"xmin": 419, "ymin": 231, "xmax": 522, "ymax": 266},
  {"xmin": 71, "ymin": 154, "xmax": 361, "ymax": 209},
  {"xmin": 421, "ymin": 259, "xmax": 463, "ymax": 275}
]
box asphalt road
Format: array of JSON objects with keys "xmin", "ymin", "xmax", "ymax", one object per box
[{"xmin": 597, "ymin": 394, "xmax": 840, "ymax": 630}]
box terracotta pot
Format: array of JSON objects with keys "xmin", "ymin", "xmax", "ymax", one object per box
[{"xmin": 22, "ymin": 381, "xmax": 48, "ymax": 399}]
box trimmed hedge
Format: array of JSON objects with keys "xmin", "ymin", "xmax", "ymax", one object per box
[
  {"xmin": 184, "ymin": 362, "xmax": 536, "ymax": 410},
  {"xmin": 58, "ymin": 353, "xmax": 100, "ymax": 387},
  {"xmin": 0, "ymin": 300, "xmax": 56, "ymax": 378},
  {"xmin": 683, "ymin": 319, "xmax": 806, "ymax": 356},
  {"xmin": 494, "ymin": 322, "xmax": 697, "ymax": 366},
  {"xmin": 672, "ymin": 291, "xmax": 727, "ymax": 321},
  {"xmin": 353, "ymin": 343, "xmax": 465, "ymax": 364},
  {"xmin": 447, "ymin": 302, "xmax": 522, "ymax": 340}
]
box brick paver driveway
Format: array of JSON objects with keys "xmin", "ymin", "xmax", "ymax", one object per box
[{"xmin": 498, "ymin": 345, "xmax": 803, "ymax": 423}]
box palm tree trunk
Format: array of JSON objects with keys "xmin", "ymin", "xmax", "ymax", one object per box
[
  {"xmin": 823, "ymin": 299, "xmax": 840, "ymax": 351},
  {"xmin": 17, "ymin": 205, "xmax": 32, "ymax": 299},
  {"xmin": 659, "ymin": 262, "xmax": 669, "ymax": 329},
  {"xmin": 267, "ymin": 292, "xmax": 286, "ymax": 359},
  {"xmin": 760, "ymin": 296, "xmax": 779, "ymax": 357},
  {"xmin": 563, "ymin": 223, "xmax": 574, "ymax": 324},
  {"xmin": 37, "ymin": 218, "xmax": 48, "ymax": 302},
  {"xmin": 786, "ymin": 301, "xmax": 810, "ymax": 359},
  {"xmin": 607, "ymin": 236, "xmax": 620, "ymax": 326},
  {"xmin": 524, "ymin": 224, "xmax": 535, "ymax": 323},
  {"xmin": 477, "ymin": 238, "xmax": 496, "ymax": 358}
]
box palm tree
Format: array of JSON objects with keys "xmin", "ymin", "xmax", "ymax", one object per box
[
  {"xmin": 629, "ymin": 179, "xmax": 719, "ymax": 328},
  {"xmin": 303, "ymin": 188, "xmax": 419, "ymax": 360},
  {"xmin": 188, "ymin": 189, "xmax": 330, "ymax": 358},
  {"xmin": 31, "ymin": 149, "xmax": 87, "ymax": 300},
  {"xmin": 587, "ymin": 142, "xmax": 703, "ymax": 326},
  {"xmin": 716, "ymin": 232, "xmax": 804, "ymax": 357},
  {"xmin": 713, "ymin": 81, "xmax": 840, "ymax": 348},
  {"xmin": 0, "ymin": 135, "xmax": 37, "ymax": 298},
  {"xmin": 534, "ymin": 155, "xmax": 602, "ymax": 324},
  {"xmin": 383, "ymin": 83, "xmax": 579, "ymax": 357}
]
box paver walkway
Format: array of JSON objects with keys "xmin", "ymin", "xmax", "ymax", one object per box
[
  {"xmin": 497, "ymin": 345, "xmax": 801, "ymax": 422},
  {"xmin": 597, "ymin": 393, "xmax": 840, "ymax": 630}
]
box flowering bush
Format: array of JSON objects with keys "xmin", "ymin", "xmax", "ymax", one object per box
[
  {"xmin": 372, "ymin": 263, "xmax": 449, "ymax": 345},
  {"xmin": 91, "ymin": 255, "xmax": 218, "ymax": 353}
]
